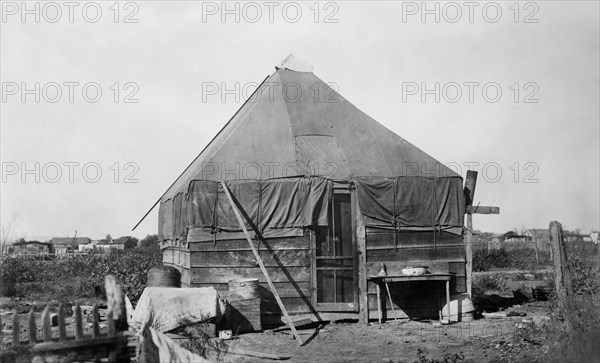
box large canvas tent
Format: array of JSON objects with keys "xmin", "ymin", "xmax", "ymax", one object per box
[{"xmin": 158, "ymin": 55, "xmax": 466, "ymax": 323}]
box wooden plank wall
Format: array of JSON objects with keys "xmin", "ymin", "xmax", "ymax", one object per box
[
  {"xmin": 365, "ymin": 229, "xmax": 466, "ymax": 320},
  {"xmin": 165, "ymin": 235, "xmax": 315, "ymax": 323},
  {"xmin": 163, "ymin": 247, "xmax": 191, "ymax": 287}
]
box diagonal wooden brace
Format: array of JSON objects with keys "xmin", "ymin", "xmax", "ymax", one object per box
[{"xmin": 220, "ymin": 181, "xmax": 303, "ymax": 345}]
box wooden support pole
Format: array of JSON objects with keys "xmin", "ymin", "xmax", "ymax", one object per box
[
  {"xmin": 549, "ymin": 221, "xmax": 574, "ymax": 333},
  {"xmin": 465, "ymin": 213, "xmax": 473, "ymax": 297},
  {"xmin": 385, "ymin": 283, "xmax": 396, "ymax": 320},
  {"xmin": 376, "ymin": 284, "xmax": 382, "ymax": 324},
  {"xmin": 221, "ymin": 181, "xmax": 303, "ymax": 345},
  {"xmin": 464, "ymin": 170, "xmax": 477, "ymax": 208},
  {"xmin": 464, "ymin": 170, "xmax": 477, "ymax": 297},
  {"xmin": 446, "ymin": 280, "xmax": 451, "ymax": 321},
  {"xmin": 356, "ymin": 207, "xmax": 368, "ymax": 325}
]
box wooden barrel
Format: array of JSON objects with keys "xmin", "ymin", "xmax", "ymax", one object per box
[
  {"xmin": 147, "ymin": 266, "xmax": 181, "ymax": 288},
  {"xmin": 228, "ymin": 279, "xmax": 259, "ymax": 299}
]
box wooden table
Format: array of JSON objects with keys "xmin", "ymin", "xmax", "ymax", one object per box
[{"xmin": 368, "ymin": 274, "xmax": 453, "ymax": 324}]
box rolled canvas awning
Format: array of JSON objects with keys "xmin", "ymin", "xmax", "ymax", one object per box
[
  {"xmin": 160, "ymin": 177, "xmax": 332, "ymax": 241},
  {"xmin": 355, "ymin": 176, "xmax": 464, "ymax": 232},
  {"xmin": 159, "ymin": 175, "xmax": 464, "ymax": 243}
]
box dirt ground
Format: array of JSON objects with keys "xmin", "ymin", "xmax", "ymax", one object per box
[
  {"xmin": 207, "ymin": 299, "xmax": 553, "ymax": 363},
  {"xmin": 1, "ymin": 297, "xmax": 553, "ymax": 363},
  {"xmin": 1, "ymin": 271, "xmax": 556, "ymax": 363}
]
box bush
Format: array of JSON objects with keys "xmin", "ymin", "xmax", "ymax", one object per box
[
  {"xmin": 139, "ymin": 234, "xmax": 160, "ymax": 249},
  {"xmin": 568, "ymin": 251, "xmax": 600, "ymax": 297},
  {"xmin": 0, "ymin": 247, "xmax": 162, "ymax": 304},
  {"xmin": 507, "ymin": 246, "xmax": 600, "ymax": 362},
  {"xmin": 473, "ymin": 248, "xmax": 552, "ymax": 272},
  {"xmin": 0, "ymin": 257, "xmax": 30, "ymax": 296}
]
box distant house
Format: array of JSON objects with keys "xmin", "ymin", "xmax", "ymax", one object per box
[
  {"xmin": 50, "ymin": 237, "xmax": 91, "ymax": 256},
  {"xmin": 12, "ymin": 241, "xmax": 52, "ymax": 256},
  {"xmin": 591, "ymin": 231, "xmax": 599, "ymax": 244},
  {"xmin": 562, "ymin": 230, "xmax": 586, "ymax": 242},
  {"xmin": 95, "ymin": 238, "xmax": 125, "ymax": 252},
  {"xmin": 524, "ymin": 229, "xmax": 551, "ymax": 252},
  {"xmin": 504, "ymin": 235, "xmax": 527, "ymax": 243},
  {"xmin": 79, "ymin": 240, "xmax": 100, "ymax": 252}
]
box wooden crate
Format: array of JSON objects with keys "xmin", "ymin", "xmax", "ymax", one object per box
[{"xmin": 225, "ymin": 298, "xmax": 261, "ymax": 334}]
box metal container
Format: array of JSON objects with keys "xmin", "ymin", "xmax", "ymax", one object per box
[
  {"xmin": 228, "ymin": 278, "xmax": 260, "ymax": 299},
  {"xmin": 147, "ymin": 265, "xmax": 181, "ymax": 288},
  {"xmin": 442, "ymin": 293, "xmax": 476, "ymax": 322},
  {"xmin": 219, "ymin": 329, "xmax": 233, "ymax": 340},
  {"xmin": 401, "ymin": 266, "xmax": 428, "ymax": 276}
]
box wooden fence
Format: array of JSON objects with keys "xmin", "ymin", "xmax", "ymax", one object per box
[{"xmin": 0, "ymin": 276, "xmax": 137, "ymax": 362}]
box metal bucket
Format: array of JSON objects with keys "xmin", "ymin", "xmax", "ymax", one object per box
[
  {"xmin": 228, "ymin": 278, "xmax": 259, "ymax": 299},
  {"xmin": 147, "ymin": 265, "xmax": 181, "ymax": 288},
  {"xmin": 442, "ymin": 293, "xmax": 476, "ymax": 322}
]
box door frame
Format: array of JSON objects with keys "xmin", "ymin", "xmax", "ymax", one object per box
[{"xmin": 310, "ymin": 189, "xmax": 359, "ymax": 312}]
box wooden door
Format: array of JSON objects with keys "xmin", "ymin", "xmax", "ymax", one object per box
[{"xmin": 313, "ymin": 192, "xmax": 358, "ymax": 311}]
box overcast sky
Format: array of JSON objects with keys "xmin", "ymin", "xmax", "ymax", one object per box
[{"xmin": 1, "ymin": 1, "xmax": 598, "ymax": 240}]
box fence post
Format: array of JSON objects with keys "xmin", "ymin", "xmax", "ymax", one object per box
[
  {"xmin": 107, "ymin": 310, "xmax": 115, "ymax": 336},
  {"xmin": 41, "ymin": 305, "xmax": 51, "ymax": 342},
  {"xmin": 549, "ymin": 221, "xmax": 574, "ymax": 333},
  {"xmin": 533, "ymin": 229, "xmax": 539, "ymax": 265},
  {"xmin": 57, "ymin": 303, "xmax": 66, "ymax": 341},
  {"xmin": 92, "ymin": 304, "xmax": 100, "ymax": 338},
  {"xmin": 12, "ymin": 311, "xmax": 20, "ymax": 345},
  {"xmin": 27, "ymin": 309, "xmax": 36, "ymax": 344},
  {"xmin": 105, "ymin": 275, "xmax": 127, "ymax": 332},
  {"xmin": 74, "ymin": 302, "xmax": 84, "ymax": 340}
]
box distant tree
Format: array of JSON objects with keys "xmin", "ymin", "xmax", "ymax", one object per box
[
  {"xmin": 512, "ymin": 226, "xmax": 527, "ymax": 236},
  {"xmin": 503, "ymin": 231, "xmax": 519, "ymax": 240},
  {"xmin": 139, "ymin": 234, "xmax": 160, "ymax": 249},
  {"xmin": 118, "ymin": 236, "xmax": 138, "ymax": 249},
  {"xmin": 105, "ymin": 234, "xmax": 112, "ymax": 242},
  {"xmin": 1, "ymin": 213, "xmax": 18, "ymax": 258}
]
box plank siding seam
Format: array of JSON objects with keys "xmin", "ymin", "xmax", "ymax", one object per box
[
  {"xmin": 191, "ymin": 265, "xmax": 310, "ymax": 268},
  {"xmin": 189, "ymin": 248, "xmax": 312, "ymax": 252},
  {"xmin": 365, "ymin": 245, "xmax": 465, "ymax": 250}
]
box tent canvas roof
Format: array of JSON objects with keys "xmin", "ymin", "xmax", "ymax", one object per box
[{"xmin": 161, "ymin": 55, "xmax": 459, "ymax": 202}]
